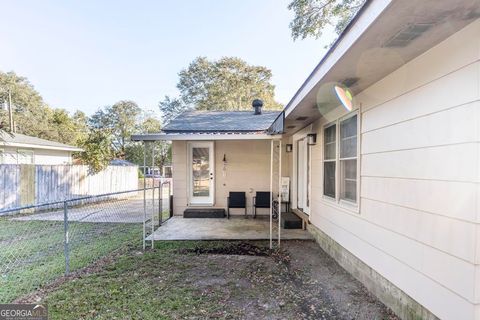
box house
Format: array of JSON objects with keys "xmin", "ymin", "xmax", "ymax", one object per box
[
  {"xmin": 0, "ymin": 133, "xmax": 83, "ymax": 165},
  {"xmin": 133, "ymin": 0, "xmax": 480, "ymax": 319}
]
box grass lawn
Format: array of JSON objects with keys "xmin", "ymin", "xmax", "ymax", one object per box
[
  {"xmin": 18, "ymin": 241, "xmax": 398, "ymax": 320},
  {"xmin": 0, "ymin": 217, "xmax": 142, "ymax": 303}
]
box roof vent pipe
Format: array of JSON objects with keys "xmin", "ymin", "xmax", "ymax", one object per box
[{"xmin": 252, "ymin": 99, "xmax": 263, "ymax": 115}]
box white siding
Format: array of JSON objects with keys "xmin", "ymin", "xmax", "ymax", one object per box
[
  {"xmin": 33, "ymin": 149, "xmax": 72, "ymax": 165},
  {"xmin": 292, "ymin": 19, "xmax": 480, "ymax": 320},
  {"xmin": 0, "ymin": 146, "xmax": 73, "ymax": 165}
]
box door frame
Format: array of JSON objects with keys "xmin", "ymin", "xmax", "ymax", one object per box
[
  {"xmin": 294, "ymin": 136, "xmax": 311, "ymax": 215},
  {"xmin": 187, "ymin": 141, "xmax": 215, "ymax": 206}
]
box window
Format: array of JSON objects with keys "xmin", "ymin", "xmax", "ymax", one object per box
[
  {"xmin": 339, "ymin": 114, "xmax": 358, "ymax": 202},
  {"xmin": 323, "ymin": 113, "xmax": 358, "ymax": 204},
  {"xmin": 323, "ymin": 124, "xmax": 336, "ymax": 198}
]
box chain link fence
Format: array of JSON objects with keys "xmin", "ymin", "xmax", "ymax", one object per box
[{"xmin": 0, "ymin": 184, "xmax": 171, "ymax": 303}]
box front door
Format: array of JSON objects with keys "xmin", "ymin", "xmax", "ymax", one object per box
[{"xmin": 188, "ymin": 142, "xmax": 214, "ymax": 205}]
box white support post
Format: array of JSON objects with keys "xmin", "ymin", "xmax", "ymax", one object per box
[
  {"xmin": 151, "ymin": 143, "xmax": 155, "ymax": 249},
  {"xmin": 143, "ymin": 142, "xmax": 147, "ymax": 251},
  {"xmin": 278, "ymin": 140, "xmax": 282, "ymax": 247},
  {"xmin": 269, "ymin": 139, "xmax": 273, "ymax": 249}
]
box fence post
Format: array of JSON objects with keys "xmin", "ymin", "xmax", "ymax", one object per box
[
  {"xmin": 151, "ymin": 146, "xmax": 155, "ymax": 249},
  {"xmin": 159, "ymin": 183, "xmax": 162, "ymax": 225},
  {"xmin": 143, "ymin": 143, "xmax": 147, "ymax": 251},
  {"xmin": 169, "ymin": 182, "xmax": 173, "ymax": 218},
  {"xmin": 63, "ymin": 200, "xmax": 70, "ymax": 274}
]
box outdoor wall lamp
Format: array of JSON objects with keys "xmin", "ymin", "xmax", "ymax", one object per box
[
  {"xmin": 286, "ymin": 144, "xmax": 293, "ymax": 153},
  {"xmin": 222, "ymin": 154, "xmax": 227, "ymax": 178},
  {"xmin": 307, "ymin": 133, "xmax": 317, "ymax": 146}
]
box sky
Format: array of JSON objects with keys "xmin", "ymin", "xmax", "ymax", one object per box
[{"xmin": 0, "ymin": 0, "xmax": 336, "ymax": 116}]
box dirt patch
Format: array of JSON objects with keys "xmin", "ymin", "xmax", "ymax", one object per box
[
  {"xmin": 179, "ymin": 242, "xmax": 272, "ymax": 256},
  {"xmin": 178, "ymin": 242, "xmax": 292, "ymax": 265},
  {"xmin": 284, "ymin": 240, "xmax": 399, "ymax": 320},
  {"xmin": 178, "ymin": 241, "xmax": 398, "ymax": 319},
  {"xmin": 15, "ymin": 240, "xmax": 400, "ymax": 319}
]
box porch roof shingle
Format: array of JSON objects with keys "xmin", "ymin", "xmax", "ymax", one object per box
[{"xmin": 163, "ymin": 110, "xmax": 281, "ymax": 133}]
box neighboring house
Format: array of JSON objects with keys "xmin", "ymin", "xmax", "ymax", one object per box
[
  {"xmin": 133, "ymin": 1, "xmax": 480, "ymax": 319},
  {"xmin": 0, "ymin": 133, "xmax": 83, "ymax": 165}
]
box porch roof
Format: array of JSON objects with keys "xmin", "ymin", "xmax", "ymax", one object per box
[{"xmin": 163, "ymin": 110, "xmax": 281, "ymax": 133}]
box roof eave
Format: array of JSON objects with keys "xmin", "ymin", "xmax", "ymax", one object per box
[
  {"xmin": 131, "ymin": 132, "xmax": 280, "ymax": 141},
  {"xmin": 0, "ymin": 142, "xmax": 84, "ymax": 152},
  {"xmin": 283, "ymin": 0, "xmax": 393, "ymax": 117}
]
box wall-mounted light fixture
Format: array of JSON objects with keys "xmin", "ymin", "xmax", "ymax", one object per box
[
  {"xmin": 307, "ymin": 133, "xmax": 317, "ymax": 145},
  {"xmin": 286, "ymin": 144, "xmax": 293, "ymax": 153},
  {"xmin": 222, "ymin": 154, "xmax": 227, "ymax": 177}
]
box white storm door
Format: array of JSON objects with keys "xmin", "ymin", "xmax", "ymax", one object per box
[
  {"xmin": 297, "ymin": 139, "xmax": 305, "ymax": 210},
  {"xmin": 188, "ymin": 142, "xmax": 214, "ymax": 205},
  {"xmin": 296, "ymin": 138, "xmax": 310, "ymax": 215}
]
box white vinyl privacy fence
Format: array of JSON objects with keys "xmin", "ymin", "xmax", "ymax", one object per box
[{"xmin": 0, "ymin": 165, "xmax": 138, "ymax": 212}]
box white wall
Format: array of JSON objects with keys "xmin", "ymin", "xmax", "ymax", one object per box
[
  {"xmin": 0, "ymin": 146, "xmax": 72, "ymax": 165},
  {"xmin": 172, "ymin": 140, "xmax": 272, "ymax": 216},
  {"xmin": 290, "ymin": 19, "xmax": 480, "ymax": 320}
]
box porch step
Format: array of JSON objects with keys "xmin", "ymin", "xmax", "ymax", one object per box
[
  {"xmin": 184, "ymin": 208, "xmax": 226, "ymax": 218},
  {"xmin": 281, "ymin": 212, "xmax": 303, "ymax": 229}
]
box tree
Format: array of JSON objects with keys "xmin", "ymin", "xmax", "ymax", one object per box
[
  {"xmin": 0, "ymin": 71, "xmax": 53, "ymax": 138},
  {"xmin": 0, "ymin": 71, "xmax": 88, "ymax": 145},
  {"xmin": 158, "ymin": 96, "xmax": 190, "ymax": 125},
  {"xmin": 288, "ymin": 0, "xmax": 366, "ymax": 40},
  {"xmin": 49, "ymin": 109, "xmax": 89, "ymax": 146},
  {"xmin": 159, "ymin": 57, "xmax": 282, "ymax": 124},
  {"xmin": 89, "ymin": 100, "xmax": 142, "ymax": 158},
  {"xmin": 78, "ymin": 129, "xmax": 114, "ymax": 174},
  {"xmin": 125, "ymin": 116, "xmax": 171, "ymax": 170}
]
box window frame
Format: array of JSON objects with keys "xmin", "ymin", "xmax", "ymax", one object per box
[
  {"xmin": 322, "ymin": 122, "xmax": 337, "ymax": 200},
  {"xmin": 295, "ymin": 136, "xmax": 311, "ymax": 215},
  {"xmin": 322, "ymin": 111, "xmax": 360, "ymax": 212}
]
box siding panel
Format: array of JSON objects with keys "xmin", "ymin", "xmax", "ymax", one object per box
[
  {"xmin": 361, "ymin": 176, "xmax": 477, "ymax": 221},
  {"xmin": 362, "ymin": 143, "xmax": 479, "ymax": 182},
  {"xmin": 362, "ymin": 62, "xmax": 479, "ymax": 132},
  {"xmin": 362, "ymin": 101, "xmax": 480, "ymax": 154},
  {"xmin": 362, "ymin": 198, "xmax": 476, "ymax": 262}
]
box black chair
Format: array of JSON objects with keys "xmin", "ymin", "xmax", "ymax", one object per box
[
  {"xmin": 253, "ymin": 191, "xmax": 271, "ymax": 218},
  {"xmin": 227, "ymin": 192, "xmax": 246, "ymax": 219}
]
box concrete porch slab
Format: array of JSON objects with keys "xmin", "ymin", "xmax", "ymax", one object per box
[{"xmin": 146, "ymin": 216, "xmax": 313, "ymax": 241}]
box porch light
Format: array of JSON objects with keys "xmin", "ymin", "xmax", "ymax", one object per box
[
  {"xmin": 286, "ymin": 144, "xmax": 293, "ymax": 153},
  {"xmin": 222, "ymin": 154, "xmax": 227, "ymax": 177},
  {"xmin": 307, "ymin": 133, "xmax": 317, "ymax": 145}
]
